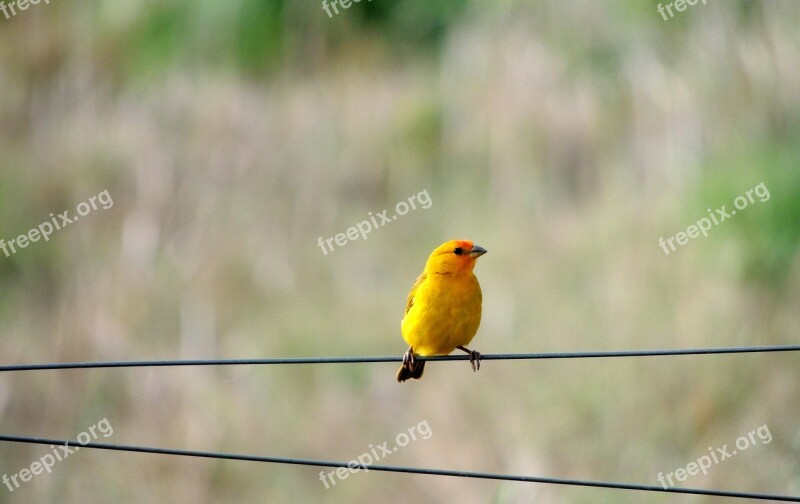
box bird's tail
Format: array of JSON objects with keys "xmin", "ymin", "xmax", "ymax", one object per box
[{"xmin": 396, "ymin": 360, "xmax": 425, "ymax": 382}]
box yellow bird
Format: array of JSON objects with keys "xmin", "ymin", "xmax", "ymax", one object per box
[{"xmin": 396, "ymin": 239, "xmax": 487, "ymax": 382}]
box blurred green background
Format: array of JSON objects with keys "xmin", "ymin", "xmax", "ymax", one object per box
[{"xmin": 1, "ymin": 0, "xmax": 799, "ymax": 502}]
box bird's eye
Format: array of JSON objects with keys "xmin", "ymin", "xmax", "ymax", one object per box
[{"xmin": 453, "ymin": 247, "xmax": 464, "ymax": 255}]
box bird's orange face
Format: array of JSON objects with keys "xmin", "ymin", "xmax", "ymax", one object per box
[{"xmin": 424, "ymin": 240, "xmax": 487, "ymax": 275}]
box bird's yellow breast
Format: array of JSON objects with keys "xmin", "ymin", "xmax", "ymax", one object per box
[{"xmin": 401, "ymin": 272, "xmax": 482, "ymax": 356}]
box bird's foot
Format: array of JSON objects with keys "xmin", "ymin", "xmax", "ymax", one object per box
[
  {"xmin": 457, "ymin": 346, "xmax": 481, "ymax": 372},
  {"xmin": 402, "ymin": 347, "xmax": 415, "ymax": 371}
]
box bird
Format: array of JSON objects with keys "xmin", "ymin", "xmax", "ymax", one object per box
[{"xmin": 396, "ymin": 239, "xmax": 487, "ymax": 382}]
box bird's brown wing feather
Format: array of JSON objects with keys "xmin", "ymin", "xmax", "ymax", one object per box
[{"xmin": 404, "ymin": 272, "xmax": 427, "ymax": 316}]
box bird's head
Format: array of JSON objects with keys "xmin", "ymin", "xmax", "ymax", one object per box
[{"xmin": 424, "ymin": 239, "xmax": 487, "ymax": 275}]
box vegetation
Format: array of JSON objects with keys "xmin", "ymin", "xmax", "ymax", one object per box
[{"xmin": 0, "ymin": 1, "xmax": 798, "ymax": 502}]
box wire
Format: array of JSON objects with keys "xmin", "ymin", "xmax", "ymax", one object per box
[
  {"xmin": 0, "ymin": 344, "xmax": 798, "ymax": 372},
  {"xmin": 0, "ymin": 435, "xmax": 797, "ymax": 501},
  {"xmin": 2, "ymin": 348, "xmax": 797, "ymax": 499}
]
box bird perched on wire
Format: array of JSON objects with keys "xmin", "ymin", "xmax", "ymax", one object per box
[{"xmin": 396, "ymin": 239, "xmax": 487, "ymax": 382}]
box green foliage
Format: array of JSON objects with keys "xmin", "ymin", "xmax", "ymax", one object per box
[
  {"xmin": 234, "ymin": 0, "xmax": 286, "ymax": 73},
  {"xmin": 696, "ymin": 139, "xmax": 800, "ymax": 289},
  {"xmin": 101, "ymin": 0, "xmax": 468, "ymax": 79},
  {"xmin": 358, "ymin": 0, "xmax": 469, "ymax": 49},
  {"xmin": 117, "ymin": 2, "xmax": 192, "ymax": 78}
]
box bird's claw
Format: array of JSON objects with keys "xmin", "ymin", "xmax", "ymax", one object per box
[
  {"xmin": 468, "ymin": 350, "xmax": 481, "ymax": 372},
  {"xmin": 457, "ymin": 345, "xmax": 481, "ymax": 372},
  {"xmin": 402, "ymin": 348, "xmax": 415, "ymax": 370}
]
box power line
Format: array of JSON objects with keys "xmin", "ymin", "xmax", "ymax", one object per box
[
  {"xmin": 0, "ymin": 344, "xmax": 798, "ymax": 372},
  {"xmin": 0, "ymin": 435, "xmax": 797, "ymax": 501}
]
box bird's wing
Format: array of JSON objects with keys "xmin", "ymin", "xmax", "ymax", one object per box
[{"xmin": 404, "ymin": 272, "xmax": 427, "ymax": 316}]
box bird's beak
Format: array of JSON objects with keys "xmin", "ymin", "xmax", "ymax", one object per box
[{"xmin": 469, "ymin": 245, "xmax": 487, "ymax": 258}]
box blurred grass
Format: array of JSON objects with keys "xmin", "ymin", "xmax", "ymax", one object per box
[
  {"xmin": 696, "ymin": 143, "xmax": 800, "ymax": 288},
  {"xmin": 1, "ymin": 0, "xmax": 799, "ymax": 503},
  {"xmin": 89, "ymin": 0, "xmax": 469, "ymax": 80}
]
